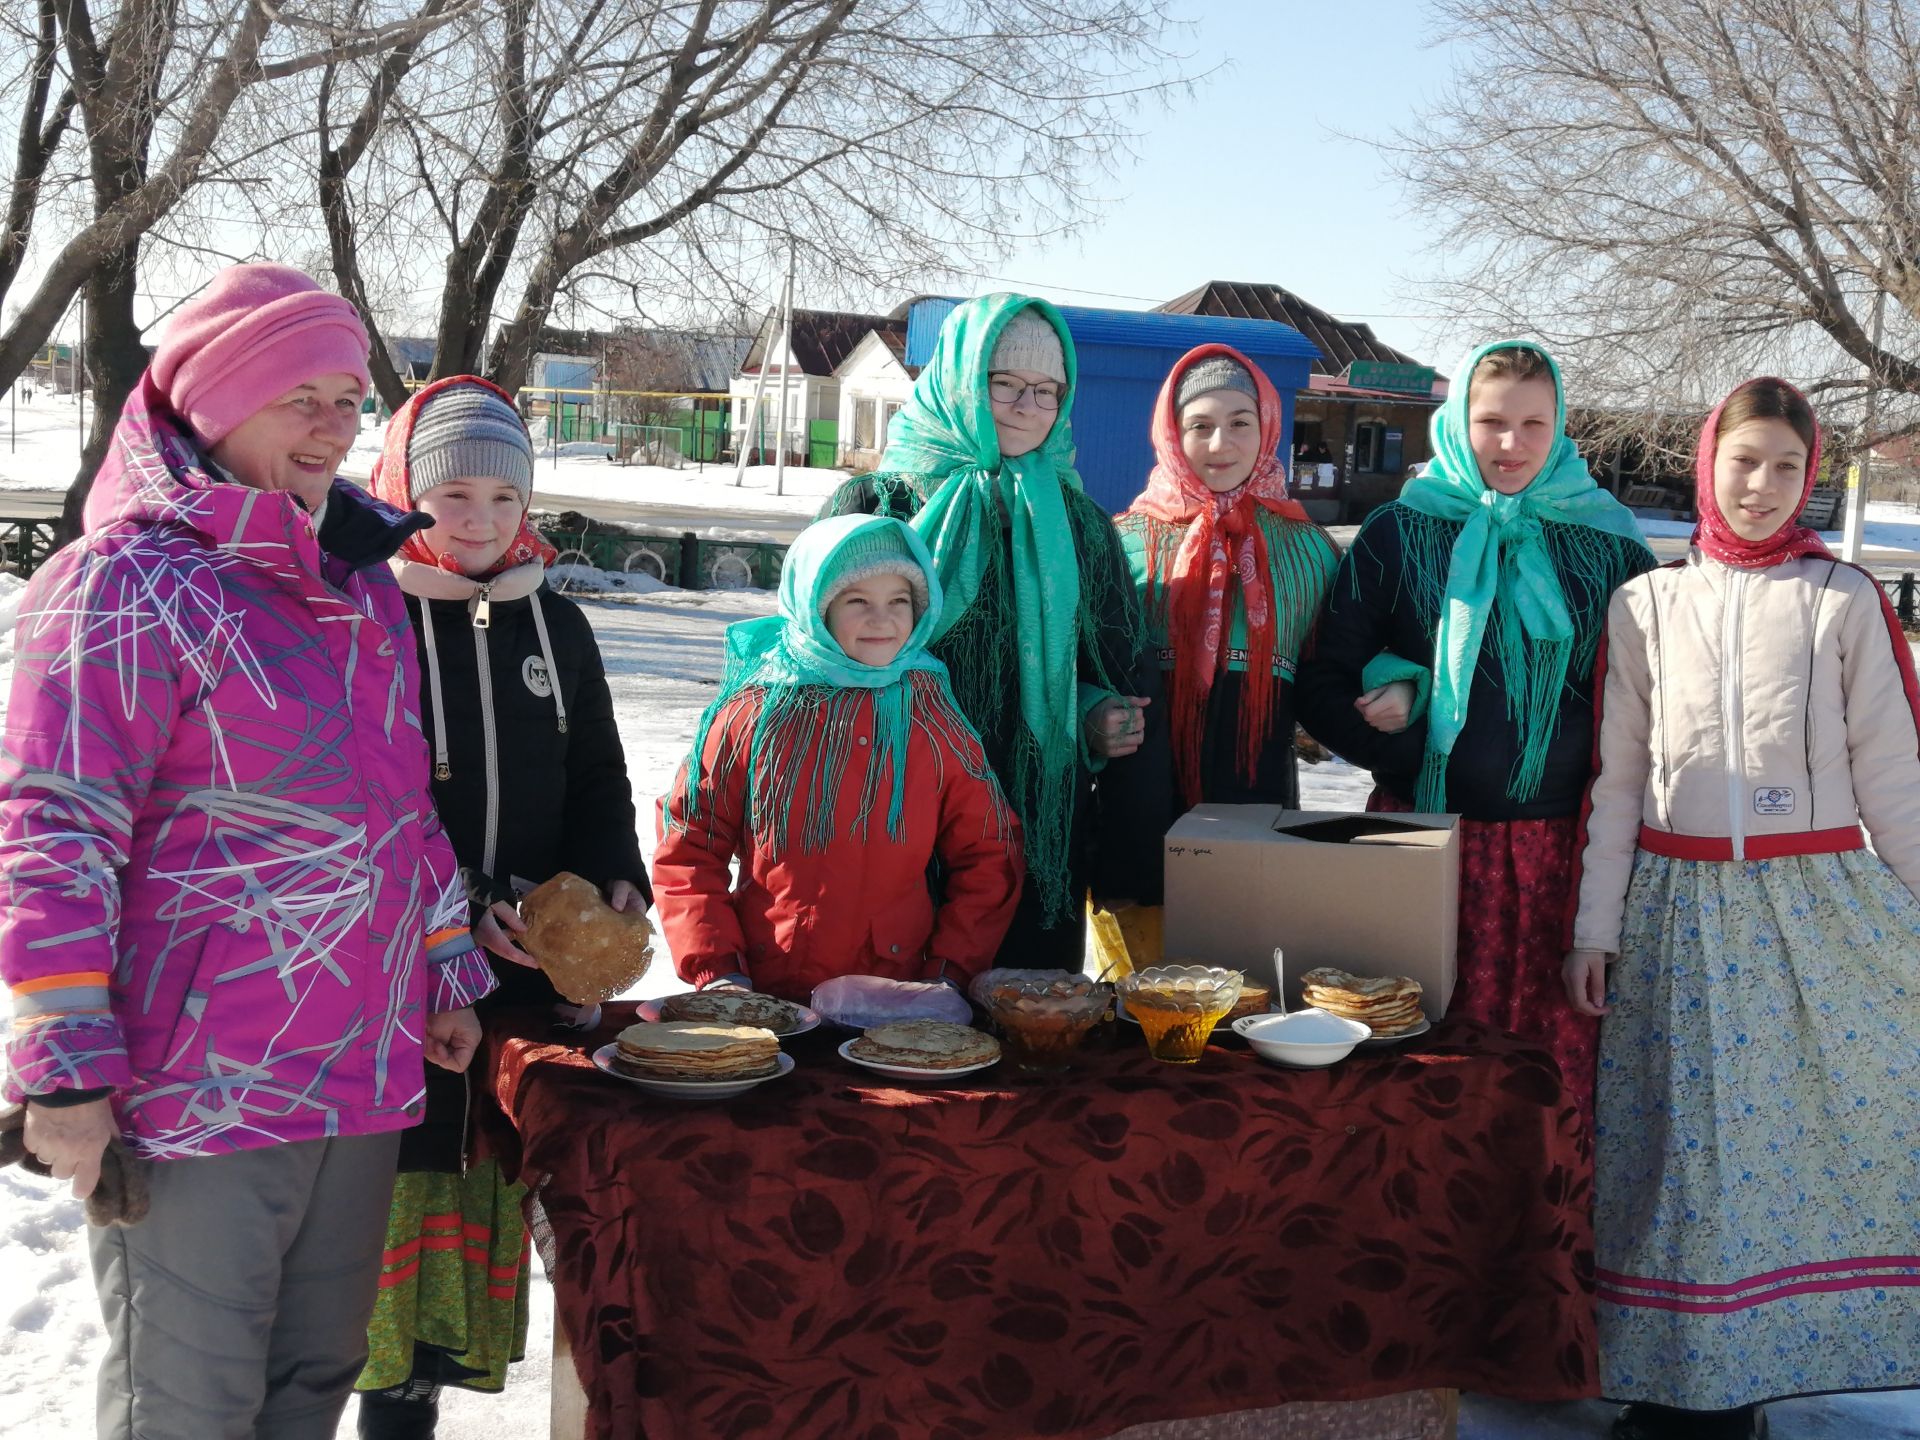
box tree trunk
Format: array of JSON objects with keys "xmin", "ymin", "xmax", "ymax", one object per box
[{"xmin": 55, "ymin": 244, "xmax": 144, "ymax": 545}]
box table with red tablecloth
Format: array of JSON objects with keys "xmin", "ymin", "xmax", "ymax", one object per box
[{"xmin": 479, "ymin": 1007, "xmax": 1597, "ymax": 1440}]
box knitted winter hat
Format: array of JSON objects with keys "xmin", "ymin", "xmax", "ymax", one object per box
[
  {"xmin": 989, "ymin": 308, "xmax": 1067, "ymax": 383},
  {"xmin": 817, "ymin": 524, "xmax": 931, "ymax": 619},
  {"xmin": 150, "ymin": 263, "xmax": 370, "ymax": 445},
  {"xmin": 405, "ymin": 381, "xmax": 534, "ymax": 506},
  {"xmin": 1175, "ymin": 355, "xmax": 1258, "ymax": 412}
]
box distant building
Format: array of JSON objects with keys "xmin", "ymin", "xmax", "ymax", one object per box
[
  {"xmin": 730, "ymin": 308, "xmax": 897, "ymax": 466},
  {"xmin": 832, "ymin": 328, "xmax": 918, "ymax": 470}
]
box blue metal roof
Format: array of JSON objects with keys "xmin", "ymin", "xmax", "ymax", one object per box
[
  {"xmin": 901, "ymin": 295, "xmax": 1320, "ymax": 513},
  {"xmin": 905, "ymin": 297, "xmax": 1320, "ymax": 369}
]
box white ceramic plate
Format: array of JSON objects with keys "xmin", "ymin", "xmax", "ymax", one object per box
[
  {"xmin": 633, "ymin": 996, "xmax": 822, "ymax": 1039},
  {"xmin": 591, "ymin": 1044, "xmax": 794, "ymax": 1099},
  {"xmin": 1356, "ymin": 1016, "xmax": 1432, "ymax": 1047},
  {"xmin": 836, "ymin": 1036, "xmax": 1000, "ymax": 1081}
]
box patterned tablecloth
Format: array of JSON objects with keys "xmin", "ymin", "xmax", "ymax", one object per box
[{"xmin": 479, "ymin": 1008, "xmax": 1597, "ymax": 1440}]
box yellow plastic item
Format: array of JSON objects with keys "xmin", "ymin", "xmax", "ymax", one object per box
[{"xmin": 1086, "ymin": 899, "xmax": 1163, "ymax": 981}]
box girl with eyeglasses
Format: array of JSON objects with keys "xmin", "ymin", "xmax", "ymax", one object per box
[{"xmin": 820, "ymin": 294, "xmax": 1146, "ymax": 969}]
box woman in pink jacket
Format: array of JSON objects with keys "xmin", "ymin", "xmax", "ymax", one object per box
[
  {"xmin": 1567, "ymin": 379, "xmax": 1920, "ymax": 1440},
  {"xmin": 0, "ymin": 264, "xmax": 495, "ymax": 1440}
]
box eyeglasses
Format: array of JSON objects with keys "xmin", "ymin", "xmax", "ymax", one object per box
[{"xmin": 988, "ymin": 373, "xmax": 1066, "ymax": 411}]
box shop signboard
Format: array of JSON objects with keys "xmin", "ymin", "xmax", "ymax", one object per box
[{"xmin": 1344, "ymin": 361, "xmax": 1436, "ymax": 395}]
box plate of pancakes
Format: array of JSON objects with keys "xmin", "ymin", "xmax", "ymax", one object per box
[
  {"xmin": 594, "ymin": 1021, "xmax": 794, "ymax": 1099},
  {"xmin": 839, "ymin": 1021, "xmax": 1001, "ymax": 1080},
  {"xmin": 1296, "ymin": 967, "xmax": 1429, "ymax": 1043},
  {"xmin": 639, "ymin": 989, "xmax": 821, "ymax": 1038}
]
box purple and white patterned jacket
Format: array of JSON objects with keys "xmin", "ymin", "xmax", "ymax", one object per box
[{"xmin": 0, "ymin": 378, "xmax": 495, "ymax": 1159}]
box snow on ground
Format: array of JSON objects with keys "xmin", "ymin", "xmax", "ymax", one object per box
[
  {"xmin": 1636, "ymin": 501, "xmax": 1920, "ymax": 551},
  {"xmin": 524, "ymin": 460, "xmax": 840, "ymax": 519},
  {"xmin": 0, "ymin": 547, "xmax": 1916, "ymax": 1437},
  {"xmin": 0, "ymin": 394, "xmax": 843, "ymax": 526}
]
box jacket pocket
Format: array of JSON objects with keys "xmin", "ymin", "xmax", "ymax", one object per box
[
  {"xmin": 144, "ymin": 920, "xmax": 236, "ymax": 1079},
  {"xmin": 868, "ymin": 888, "xmax": 935, "ymax": 976}
]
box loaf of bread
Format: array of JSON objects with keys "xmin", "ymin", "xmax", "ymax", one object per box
[{"xmin": 518, "ymin": 871, "xmax": 653, "ymax": 1003}]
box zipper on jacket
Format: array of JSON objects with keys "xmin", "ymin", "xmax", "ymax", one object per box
[
  {"xmin": 1721, "ymin": 568, "xmax": 1748, "ymax": 861},
  {"xmin": 474, "ymin": 621, "xmax": 502, "ymax": 876},
  {"xmin": 473, "ymin": 581, "xmax": 493, "ymax": 630},
  {"xmin": 457, "ymin": 1069, "xmax": 472, "ymax": 1177}
]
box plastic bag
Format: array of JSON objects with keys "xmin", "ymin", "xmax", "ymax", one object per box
[{"xmin": 810, "ymin": 973, "xmax": 972, "ymax": 1030}]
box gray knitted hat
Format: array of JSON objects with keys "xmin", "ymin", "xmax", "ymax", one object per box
[
  {"xmin": 990, "ymin": 309, "xmax": 1067, "ymax": 384},
  {"xmin": 818, "ymin": 524, "xmax": 931, "ymax": 621},
  {"xmin": 407, "ymin": 383, "xmax": 535, "ymax": 506},
  {"xmin": 1175, "ymin": 355, "xmax": 1258, "ymax": 413}
]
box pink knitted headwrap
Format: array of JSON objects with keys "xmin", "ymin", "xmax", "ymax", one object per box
[{"xmin": 150, "ymin": 264, "xmax": 371, "ymax": 445}]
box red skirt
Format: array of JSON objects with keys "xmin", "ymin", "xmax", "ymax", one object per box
[{"xmin": 1370, "ymin": 791, "xmax": 1597, "ymax": 1131}]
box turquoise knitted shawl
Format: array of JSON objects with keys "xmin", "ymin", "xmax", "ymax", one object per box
[{"xmin": 1397, "ymin": 339, "xmax": 1647, "ymax": 810}]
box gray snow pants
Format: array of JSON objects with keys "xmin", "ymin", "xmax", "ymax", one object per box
[{"xmin": 87, "ymin": 1130, "xmax": 402, "ymax": 1440}]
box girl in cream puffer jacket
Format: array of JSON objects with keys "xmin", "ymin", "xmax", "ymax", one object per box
[{"xmin": 1567, "ymin": 379, "xmax": 1920, "ymax": 1437}]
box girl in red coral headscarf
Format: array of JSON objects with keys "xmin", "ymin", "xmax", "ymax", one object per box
[
  {"xmin": 1099, "ymin": 346, "xmax": 1339, "ymax": 914},
  {"xmin": 1568, "ymin": 378, "xmax": 1920, "ymax": 1439}
]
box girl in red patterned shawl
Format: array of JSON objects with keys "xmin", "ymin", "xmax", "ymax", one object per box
[{"xmin": 1100, "ymin": 346, "xmax": 1340, "ymax": 911}]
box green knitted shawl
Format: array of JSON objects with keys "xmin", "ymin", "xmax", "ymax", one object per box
[
  {"xmin": 673, "ymin": 514, "xmax": 996, "ymax": 855},
  {"xmin": 864, "ymin": 293, "xmax": 1135, "ymax": 924},
  {"xmin": 1397, "ymin": 339, "xmax": 1649, "ymax": 810}
]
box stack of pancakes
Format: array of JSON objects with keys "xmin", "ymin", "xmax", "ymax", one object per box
[
  {"xmin": 848, "ymin": 1021, "xmax": 1000, "ymax": 1070},
  {"xmin": 1297, "ymin": 967, "xmax": 1425, "ymax": 1037},
  {"xmin": 661, "ymin": 990, "xmax": 803, "ymax": 1034},
  {"xmin": 611, "ymin": 1021, "xmax": 779, "ymax": 1081}
]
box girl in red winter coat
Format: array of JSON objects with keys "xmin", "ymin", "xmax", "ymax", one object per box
[{"xmin": 655, "ymin": 515, "xmax": 1023, "ymax": 1002}]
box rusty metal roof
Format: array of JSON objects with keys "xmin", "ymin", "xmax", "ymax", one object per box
[{"xmin": 1155, "ymin": 280, "xmax": 1435, "ymax": 378}]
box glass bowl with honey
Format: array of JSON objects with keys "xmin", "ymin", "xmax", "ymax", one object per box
[
  {"xmin": 969, "ymin": 969, "xmax": 1115, "ymax": 1074},
  {"xmin": 1118, "ymin": 965, "xmax": 1243, "ymax": 1063}
]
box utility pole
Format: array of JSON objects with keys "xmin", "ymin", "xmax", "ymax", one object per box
[
  {"xmin": 1843, "ymin": 287, "xmax": 1887, "ymax": 564},
  {"xmin": 731, "ymin": 301, "xmax": 780, "ymax": 488},
  {"xmin": 772, "ymin": 249, "xmax": 796, "ymax": 498}
]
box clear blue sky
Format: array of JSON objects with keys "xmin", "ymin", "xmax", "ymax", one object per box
[{"xmin": 961, "ymin": 0, "xmax": 1463, "ymax": 365}]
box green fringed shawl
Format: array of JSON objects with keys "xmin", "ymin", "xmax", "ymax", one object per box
[
  {"xmin": 861, "ymin": 293, "xmax": 1140, "ymax": 925},
  {"xmin": 672, "ymin": 514, "xmax": 996, "ymax": 856},
  {"xmin": 1397, "ymin": 339, "xmax": 1650, "ymax": 811},
  {"xmin": 1120, "ymin": 508, "xmax": 1336, "ymax": 675}
]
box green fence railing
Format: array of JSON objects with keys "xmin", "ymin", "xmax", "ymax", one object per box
[{"xmin": 540, "ymin": 527, "xmax": 787, "ymax": 592}]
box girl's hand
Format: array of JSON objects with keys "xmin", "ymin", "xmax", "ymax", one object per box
[
  {"xmin": 1087, "ymin": 695, "xmax": 1151, "ymax": 758},
  {"xmin": 424, "ymin": 1007, "xmax": 482, "ymax": 1072},
  {"xmin": 1563, "ymin": 949, "xmax": 1612, "ymax": 1017},
  {"xmin": 606, "ymin": 879, "xmax": 645, "ymax": 914},
  {"xmin": 476, "ymin": 901, "xmax": 536, "ymax": 967},
  {"xmin": 1355, "ymin": 680, "xmax": 1417, "ymax": 734}
]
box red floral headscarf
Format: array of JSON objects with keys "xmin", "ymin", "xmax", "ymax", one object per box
[{"xmin": 1692, "ymin": 377, "xmax": 1829, "ymax": 569}]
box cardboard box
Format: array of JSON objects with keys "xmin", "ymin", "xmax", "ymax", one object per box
[{"xmin": 1162, "ymin": 806, "xmax": 1458, "ymax": 1021}]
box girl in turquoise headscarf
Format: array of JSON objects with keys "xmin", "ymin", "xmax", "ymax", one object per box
[
  {"xmin": 1296, "ymin": 341, "xmax": 1654, "ymax": 1124},
  {"xmin": 654, "ymin": 515, "xmax": 1023, "ymax": 1000},
  {"xmin": 820, "ymin": 294, "xmax": 1145, "ymax": 968}
]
